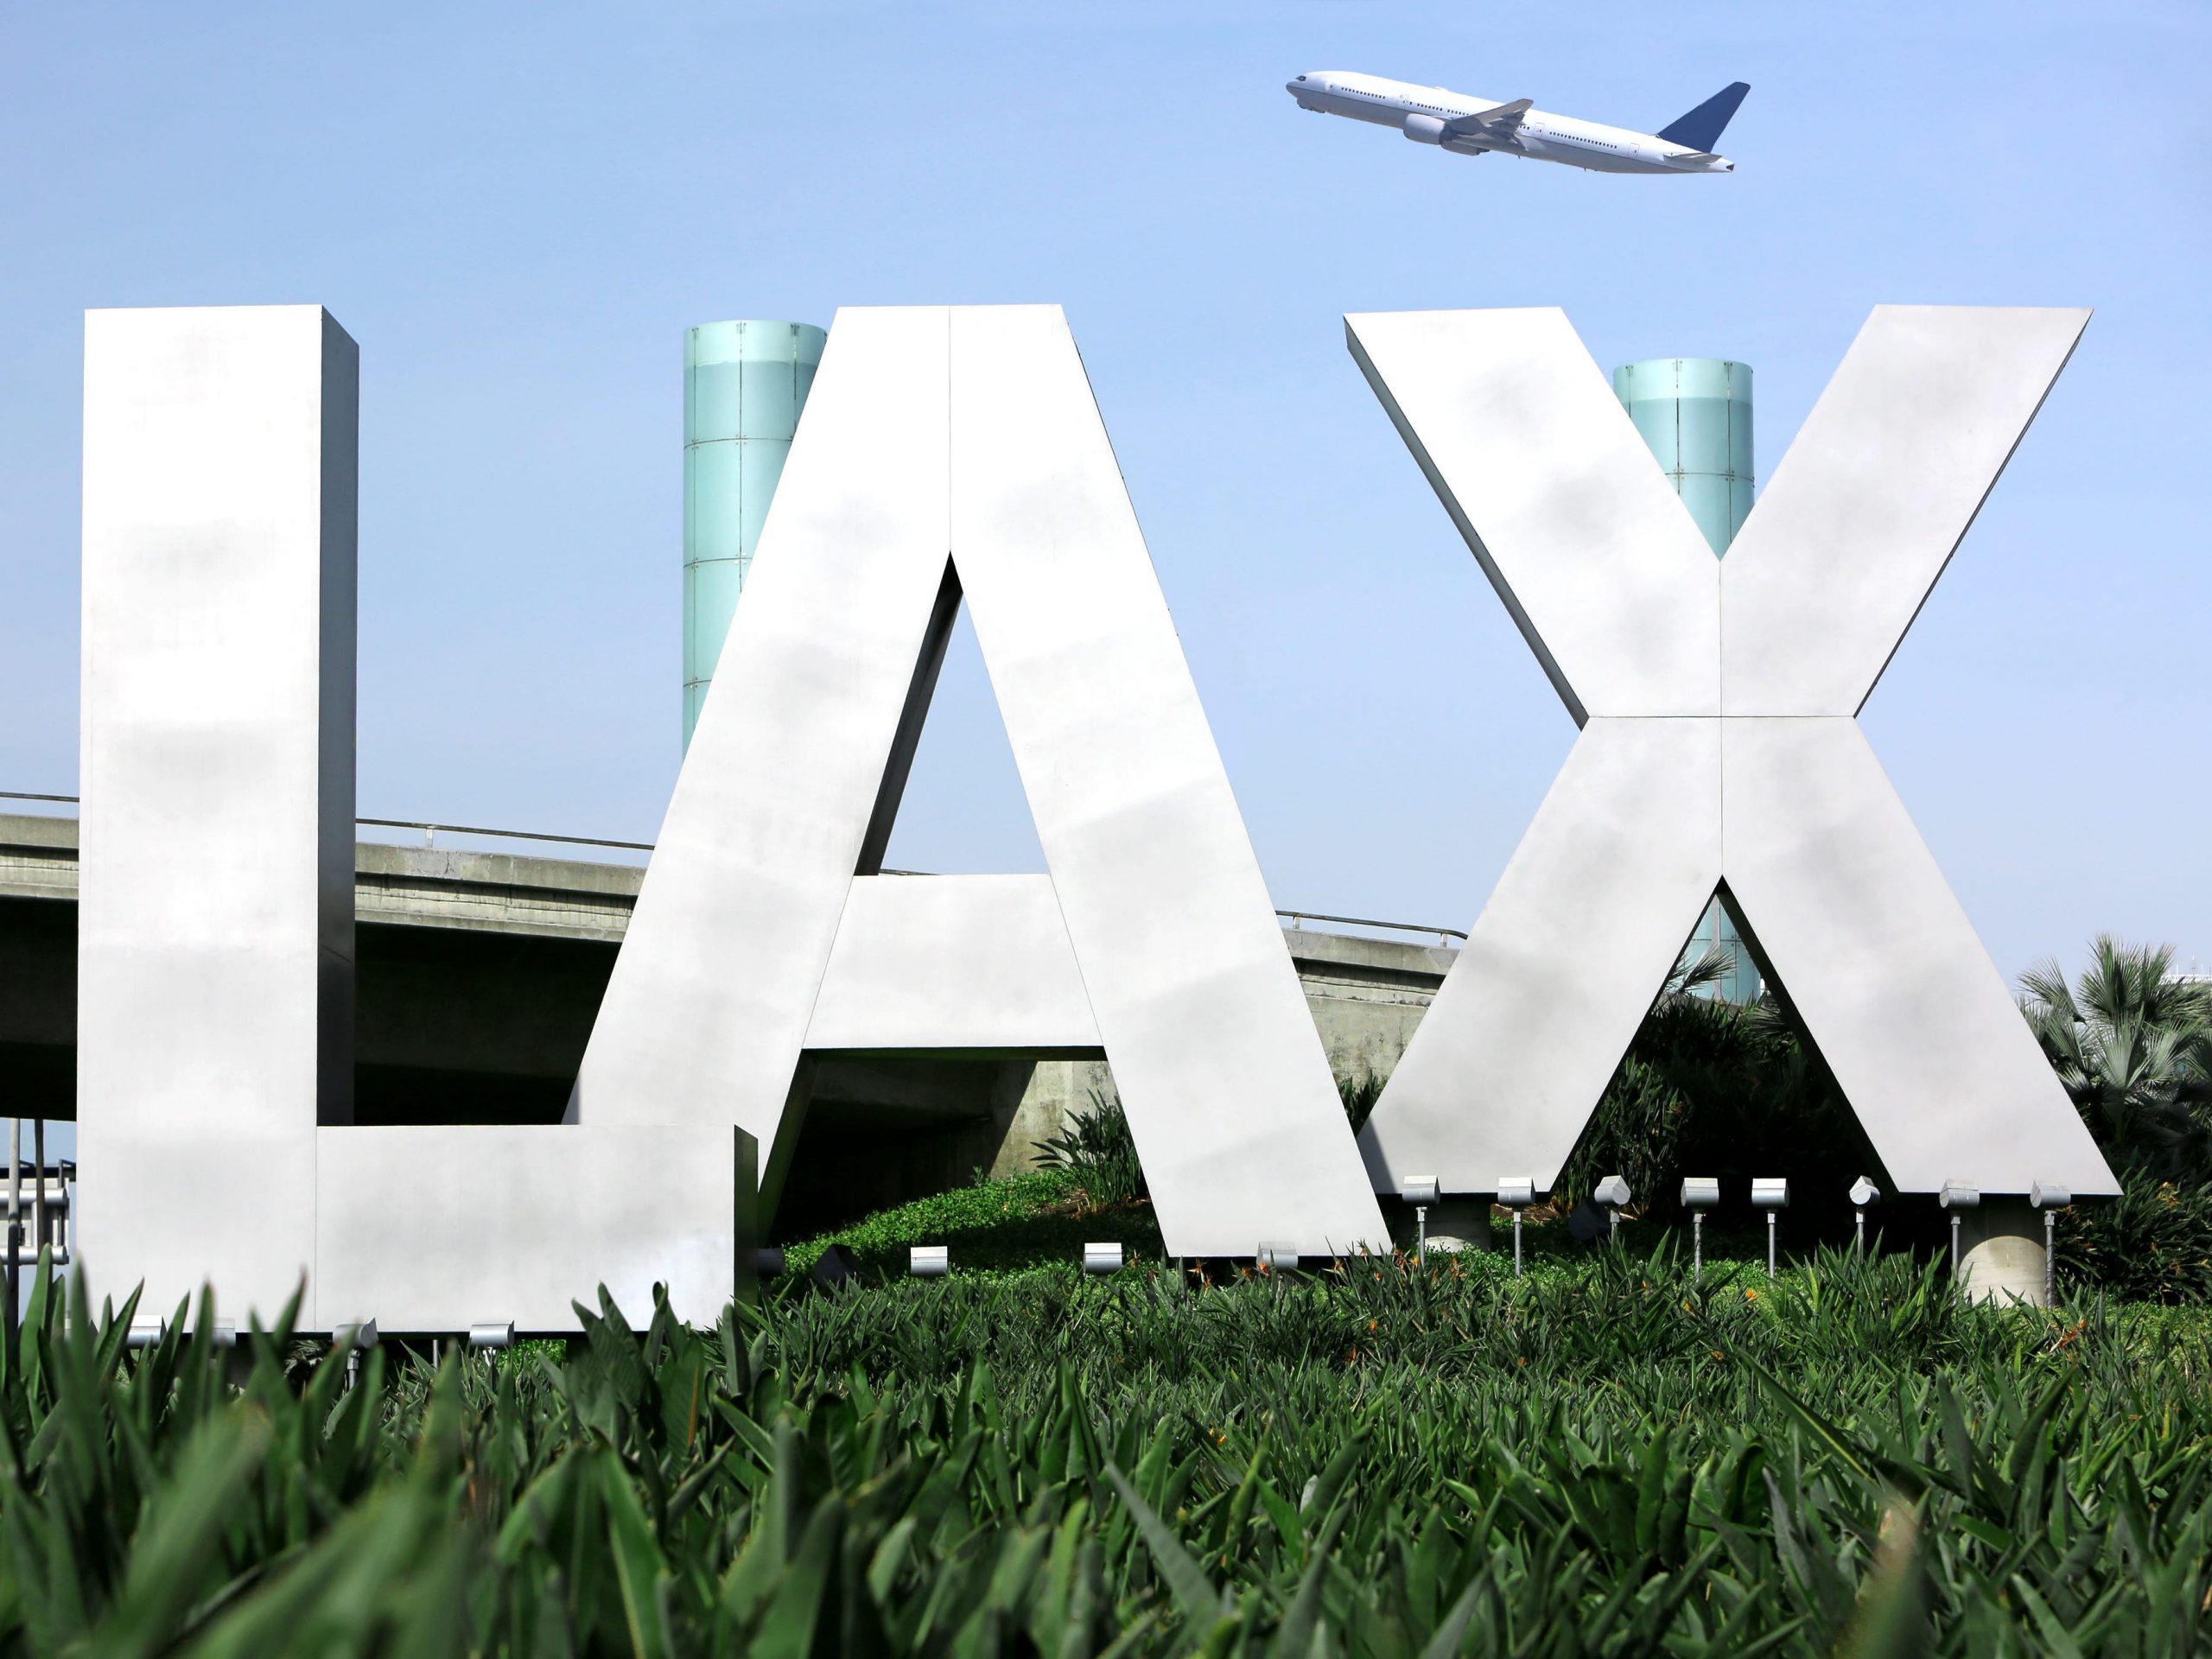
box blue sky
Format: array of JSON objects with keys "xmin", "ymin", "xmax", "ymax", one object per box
[{"xmin": 2, "ymin": 1, "xmax": 2207, "ymax": 985}]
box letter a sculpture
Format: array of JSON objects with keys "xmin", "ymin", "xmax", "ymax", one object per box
[
  {"xmin": 572, "ymin": 306, "xmax": 1387, "ymax": 1261},
  {"xmin": 1347, "ymin": 306, "xmax": 2119, "ymax": 1205}
]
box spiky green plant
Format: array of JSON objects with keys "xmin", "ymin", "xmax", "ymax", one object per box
[{"xmin": 2, "ymin": 1239, "xmax": 2209, "ymax": 1654}]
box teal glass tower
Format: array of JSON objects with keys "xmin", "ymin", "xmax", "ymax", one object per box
[
  {"xmin": 1614, "ymin": 357, "xmax": 1762, "ymax": 1003},
  {"xmin": 683, "ymin": 320, "xmax": 828, "ymax": 748}
]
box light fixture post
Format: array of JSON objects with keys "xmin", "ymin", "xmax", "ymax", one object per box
[
  {"xmin": 1497, "ymin": 1178, "xmax": 1535, "ymax": 1279},
  {"xmin": 1401, "ymin": 1178, "xmax": 1439, "ymax": 1266},
  {"xmin": 1848, "ymin": 1178, "xmax": 1880, "ymax": 1255},
  {"xmin": 1593, "ymin": 1175, "xmax": 1630, "ymax": 1247},
  {"xmin": 1751, "ymin": 1179, "xmax": 1789, "ymax": 1278},
  {"xmin": 1680, "ymin": 1179, "xmax": 1719, "ymax": 1281},
  {"xmin": 2030, "ymin": 1184, "xmax": 2070, "ymax": 1307},
  {"xmin": 1940, "ymin": 1182, "xmax": 1980, "ymax": 1281}
]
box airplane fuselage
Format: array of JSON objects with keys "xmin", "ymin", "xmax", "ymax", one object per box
[{"xmin": 1287, "ymin": 72, "xmax": 1734, "ymax": 175}]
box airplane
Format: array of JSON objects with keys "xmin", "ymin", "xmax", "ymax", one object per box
[{"xmin": 1285, "ymin": 72, "xmax": 1748, "ymax": 175}]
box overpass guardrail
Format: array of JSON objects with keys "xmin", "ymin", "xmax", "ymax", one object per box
[{"xmin": 3, "ymin": 791, "xmax": 1468, "ymax": 947}]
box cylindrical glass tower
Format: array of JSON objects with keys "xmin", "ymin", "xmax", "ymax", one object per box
[
  {"xmin": 1614, "ymin": 357, "xmax": 1761, "ymax": 1002},
  {"xmin": 1611, "ymin": 358, "xmax": 1754, "ymax": 556},
  {"xmin": 683, "ymin": 319, "xmax": 828, "ymax": 748}
]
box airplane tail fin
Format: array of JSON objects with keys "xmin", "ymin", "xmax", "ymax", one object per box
[{"xmin": 1657, "ymin": 81, "xmax": 1749, "ymax": 151}]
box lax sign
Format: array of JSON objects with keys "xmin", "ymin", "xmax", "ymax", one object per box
[{"xmin": 74, "ymin": 302, "xmax": 2113, "ymax": 1333}]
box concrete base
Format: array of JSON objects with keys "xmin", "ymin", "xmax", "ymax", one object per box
[
  {"xmin": 1956, "ymin": 1198, "xmax": 2049, "ymax": 1306},
  {"xmin": 1421, "ymin": 1198, "xmax": 1494, "ymax": 1254}
]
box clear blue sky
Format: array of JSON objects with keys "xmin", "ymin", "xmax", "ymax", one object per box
[{"xmin": 2, "ymin": 2, "xmax": 2207, "ymax": 986}]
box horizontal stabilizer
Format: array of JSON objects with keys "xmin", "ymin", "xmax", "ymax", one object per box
[{"xmin": 1656, "ymin": 81, "xmax": 1749, "ymax": 151}]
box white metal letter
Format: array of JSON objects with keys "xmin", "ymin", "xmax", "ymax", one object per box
[{"xmin": 1350, "ymin": 305, "xmax": 2117, "ymax": 1202}]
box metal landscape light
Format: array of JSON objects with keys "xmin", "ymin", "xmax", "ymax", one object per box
[
  {"xmin": 1594, "ymin": 1175, "xmax": 1631, "ymax": 1243},
  {"xmin": 1680, "ymin": 1178, "xmax": 1720, "ymax": 1277},
  {"xmin": 207, "ymin": 1320, "xmax": 237, "ymax": 1350},
  {"xmin": 909, "ymin": 1245, "xmax": 950, "ymax": 1278},
  {"xmin": 1848, "ymin": 1177, "xmax": 1881, "ymax": 1254},
  {"xmin": 1497, "ymin": 1178, "xmax": 1536, "ymax": 1276},
  {"xmin": 2030, "ymin": 1183, "xmax": 2071, "ymax": 1306},
  {"xmin": 1255, "ymin": 1243, "xmax": 1299, "ymax": 1273},
  {"xmin": 125, "ymin": 1318, "xmax": 167, "ymax": 1350},
  {"xmin": 754, "ymin": 1248, "xmax": 787, "ymax": 1279},
  {"xmin": 334, "ymin": 1317, "xmax": 378, "ymax": 1390},
  {"xmin": 1083, "ymin": 1242, "xmax": 1123, "ymax": 1276},
  {"xmin": 1940, "ymin": 1182, "xmax": 1980, "ymax": 1277},
  {"xmin": 1751, "ymin": 1179, "xmax": 1789, "ymax": 1276},
  {"xmin": 469, "ymin": 1322, "xmax": 515, "ymax": 1351},
  {"xmin": 1401, "ymin": 1176, "xmax": 1440, "ymax": 1263}
]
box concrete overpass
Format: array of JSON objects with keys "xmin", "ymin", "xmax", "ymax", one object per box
[{"xmin": 2, "ymin": 809, "xmax": 1454, "ymax": 1233}]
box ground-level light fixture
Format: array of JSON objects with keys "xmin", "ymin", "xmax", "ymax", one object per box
[
  {"xmin": 1255, "ymin": 1243, "xmax": 1299, "ymax": 1272},
  {"xmin": 909, "ymin": 1245, "xmax": 950, "ymax": 1278},
  {"xmin": 1681, "ymin": 1178, "xmax": 1720, "ymax": 1277},
  {"xmin": 125, "ymin": 1318, "xmax": 166, "ymax": 1350},
  {"xmin": 1083, "ymin": 1242, "xmax": 1122, "ymax": 1275},
  {"xmin": 1848, "ymin": 1177, "xmax": 1881, "ymax": 1254},
  {"xmin": 1401, "ymin": 1176, "xmax": 1440, "ymax": 1263},
  {"xmin": 334, "ymin": 1317, "xmax": 378, "ymax": 1390},
  {"xmin": 1593, "ymin": 1175, "xmax": 1631, "ymax": 1243},
  {"xmin": 1497, "ymin": 1177, "xmax": 1536, "ymax": 1276},
  {"xmin": 754, "ymin": 1248, "xmax": 787, "ymax": 1278},
  {"xmin": 1751, "ymin": 1179, "xmax": 1789, "ymax": 1276},
  {"xmin": 469, "ymin": 1322, "xmax": 515, "ymax": 1351},
  {"xmin": 2030, "ymin": 1182, "xmax": 2071, "ymax": 1305},
  {"xmin": 1940, "ymin": 1181, "xmax": 1980, "ymax": 1277}
]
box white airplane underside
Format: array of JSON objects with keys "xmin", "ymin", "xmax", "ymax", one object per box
[{"xmin": 1287, "ymin": 72, "xmax": 1747, "ymax": 176}]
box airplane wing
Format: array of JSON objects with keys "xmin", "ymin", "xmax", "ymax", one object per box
[{"xmin": 1440, "ymin": 98, "xmax": 1532, "ymax": 145}]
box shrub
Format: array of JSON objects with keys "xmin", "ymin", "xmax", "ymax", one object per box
[
  {"xmin": 2057, "ymin": 1174, "xmax": 2212, "ymax": 1304},
  {"xmin": 1034, "ymin": 1087, "xmax": 1147, "ymax": 1212}
]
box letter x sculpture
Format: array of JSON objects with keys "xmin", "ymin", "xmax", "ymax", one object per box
[{"xmin": 1346, "ymin": 307, "xmax": 2119, "ymax": 1203}]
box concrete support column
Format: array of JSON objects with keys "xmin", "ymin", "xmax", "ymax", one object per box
[
  {"xmin": 1424, "ymin": 1198, "xmax": 1493, "ymax": 1253},
  {"xmin": 1956, "ymin": 1198, "xmax": 2049, "ymax": 1306}
]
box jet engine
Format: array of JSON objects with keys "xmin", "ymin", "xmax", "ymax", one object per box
[{"xmin": 1402, "ymin": 112, "xmax": 1446, "ymax": 143}]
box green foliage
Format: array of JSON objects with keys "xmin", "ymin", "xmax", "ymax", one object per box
[
  {"xmin": 779, "ymin": 1164, "xmax": 1164, "ymax": 1277},
  {"xmin": 2017, "ymin": 937, "xmax": 2212, "ymax": 1305},
  {"xmin": 2056, "ymin": 1176, "xmax": 2212, "ymax": 1305},
  {"xmin": 2019, "ymin": 935, "xmax": 2212, "ymax": 1177},
  {"xmin": 1558, "ymin": 982, "xmax": 1878, "ymax": 1227},
  {"xmin": 1034, "ymin": 1089, "xmax": 1148, "ymax": 1214},
  {"xmin": 3, "ymin": 1245, "xmax": 2210, "ymax": 1654},
  {"xmin": 1036, "ymin": 1076, "xmax": 1388, "ymax": 1219}
]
